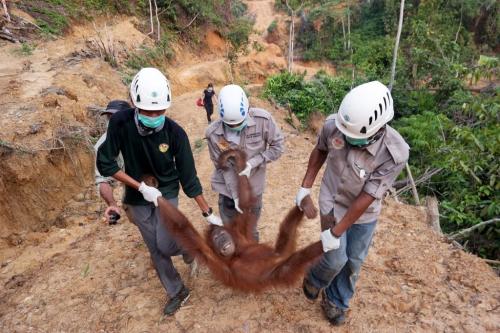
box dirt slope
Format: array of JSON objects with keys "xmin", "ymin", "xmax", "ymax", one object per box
[
  {"xmin": 0, "ymin": 4, "xmax": 499, "ymax": 333},
  {"xmin": 1, "ymin": 88, "xmax": 498, "ymax": 332}
]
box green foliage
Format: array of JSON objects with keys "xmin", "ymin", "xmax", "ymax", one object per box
[
  {"xmin": 394, "ymin": 93, "xmax": 500, "ymax": 258},
  {"xmin": 267, "ymin": 20, "xmax": 278, "ymax": 33},
  {"xmin": 293, "ymin": 0, "xmax": 499, "ymax": 258},
  {"xmin": 226, "ymin": 17, "xmax": 254, "ymax": 51},
  {"xmin": 252, "ymin": 41, "xmax": 265, "ymax": 52},
  {"xmin": 13, "ymin": 43, "xmax": 36, "ymax": 56},
  {"xmin": 125, "ymin": 35, "xmax": 175, "ymax": 71},
  {"xmin": 33, "ymin": 7, "xmax": 70, "ymax": 35},
  {"xmin": 263, "ymin": 71, "xmax": 366, "ymax": 121}
]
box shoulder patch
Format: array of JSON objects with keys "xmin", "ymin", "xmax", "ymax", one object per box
[
  {"xmin": 321, "ymin": 113, "xmax": 340, "ymax": 137},
  {"xmin": 384, "ymin": 126, "xmax": 410, "ymax": 164},
  {"xmin": 249, "ymin": 107, "xmax": 271, "ymax": 119}
]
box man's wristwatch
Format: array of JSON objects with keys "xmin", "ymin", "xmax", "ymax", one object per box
[{"xmin": 202, "ymin": 207, "xmax": 213, "ymax": 217}]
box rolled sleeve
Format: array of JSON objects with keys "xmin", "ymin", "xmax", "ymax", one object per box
[
  {"xmin": 96, "ymin": 122, "xmax": 121, "ymax": 177},
  {"xmin": 316, "ymin": 120, "xmax": 334, "ymax": 152},
  {"xmin": 363, "ymin": 161, "xmax": 406, "ymax": 199},
  {"xmin": 247, "ymin": 117, "xmax": 284, "ymax": 169}
]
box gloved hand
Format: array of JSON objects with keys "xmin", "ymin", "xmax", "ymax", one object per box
[
  {"xmin": 295, "ymin": 187, "xmax": 311, "ymax": 210},
  {"xmin": 238, "ymin": 162, "xmax": 252, "ymax": 178},
  {"xmin": 320, "ymin": 229, "xmax": 340, "ymax": 252},
  {"xmin": 206, "ymin": 212, "xmax": 223, "ymax": 226},
  {"xmin": 138, "ymin": 182, "xmax": 162, "ymax": 207},
  {"xmin": 234, "ymin": 198, "xmax": 243, "ymax": 214}
]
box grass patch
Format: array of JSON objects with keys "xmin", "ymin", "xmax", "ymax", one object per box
[{"xmin": 13, "ymin": 43, "xmax": 36, "ymax": 56}]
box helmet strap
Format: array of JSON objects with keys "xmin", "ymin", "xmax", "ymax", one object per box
[{"xmin": 346, "ymin": 126, "xmax": 386, "ymax": 148}]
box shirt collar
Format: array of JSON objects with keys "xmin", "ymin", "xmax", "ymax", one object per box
[
  {"xmin": 365, "ymin": 131, "xmax": 385, "ymax": 156},
  {"xmin": 214, "ymin": 115, "xmax": 255, "ymax": 135}
]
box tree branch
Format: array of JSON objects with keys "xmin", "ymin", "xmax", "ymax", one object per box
[
  {"xmin": 183, "ymin": 12, "xmax": 199, "ymax": 29},
  {"xmin": 389, "ymin": 0, "xmax": 405, "ymax": 90},
  {"xmin": 449, "ymin": 218, "xmax": 500, "ymax": 240},
  {"xmin": 2, "ymin": 0, "xmax": 10, "ymax": 22}
]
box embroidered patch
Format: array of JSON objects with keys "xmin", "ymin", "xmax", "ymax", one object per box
[
  {"xmin": 159, "ymin": 143, "xmax": 169, "ymax": 153},
  {"xmin": 332, "ymin": 137, "xmax": 345, "ymax": 150},
  {"xmin": 217, "ymin": 137, "xmax": 231, "ymax": 152}
]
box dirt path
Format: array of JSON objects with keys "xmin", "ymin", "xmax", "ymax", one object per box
[
  {"xmin": 1, "ymin": 88, "xmax": 498, "ymax": 332},
  {"xmin": 0, "ymin": 6, "xmax": 499, "ymax": 333}
]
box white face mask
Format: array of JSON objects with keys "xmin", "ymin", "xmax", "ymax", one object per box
[{"xmin": 207, "ymin": 87, "xmax": 213, "ymax": 92}]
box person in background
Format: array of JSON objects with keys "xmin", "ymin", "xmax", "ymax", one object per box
[
  {"xmin": 202, "ymin": 83, "xmax": 217, "ymax": 124},
  {"xmin": 296, "ymin": 81, "xmax": 409, "ymax": 326}
]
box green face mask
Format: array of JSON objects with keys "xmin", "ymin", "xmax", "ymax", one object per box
[
  {"xmin": 225, "ymin": 120, "xmax": 247, "ymax": 132},
  {"xmin": 345, "ymin": 136, "xmax": 369, "ymax": 147},
  {"xmin": 138, "ymin": 113, "xmax": 165, "ymax": 129}
]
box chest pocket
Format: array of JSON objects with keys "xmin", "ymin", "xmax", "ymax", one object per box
[
  {"xmin": 244, "ymin": 129, "xmax": 266, "ymax": 156},
  {"xmin": 347, "ymin": 150, "xmax": 376, "ymax": 180},
  {"xmin": 341, "ymin": 149, "xmax": 377, "ymax": 199}
]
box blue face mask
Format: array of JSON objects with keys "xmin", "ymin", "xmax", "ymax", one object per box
[
  {"xmin": 138, "ymin": 113, "xmax": 165, "ymax": 129},
  {"xmin": 225, "ymin": 120, "xmax": 247, "ymax": 132},
  {"xmin": 345, "ymin": 136, "xmax": 369, "ymax": 147}
]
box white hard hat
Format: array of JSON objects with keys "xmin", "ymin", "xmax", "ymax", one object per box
[
  {"xmin": 335, "ymin": 81, "xmax": 394, "ymax": 139},
  {"xmin": 129, "ymin": 68, "xmax": 172, "ymax": 111},
  {"xmin": 218, "ymin": 84, "xmax": 249, "ymax": 125}
]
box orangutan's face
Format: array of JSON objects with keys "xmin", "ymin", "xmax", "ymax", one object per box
[{"xmin": 211, "ymin": 227, "xmax": 235, "ymax": 257}]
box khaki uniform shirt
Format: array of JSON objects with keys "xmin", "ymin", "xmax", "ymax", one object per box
[
  {"xmin": 317, "ymin": 114, "xmax": 409, "ymax": 224},
  {"xmin": 206, "ymin": 108, "xmax": 285, "ymax": 198},
  {"xmin": 94, "ymin": 132, "xmax": 124, "ymax": 185}
]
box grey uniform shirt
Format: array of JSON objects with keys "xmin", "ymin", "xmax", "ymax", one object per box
[
  {"xmin": 94, "ymin": 133, "xmax": 124, "ymax": 186},
  {"xmin": 318, "ymin": 114, "xmax": 409, "ymax": 224},
  {"xmin": 206, "ymin": 107, "xmax": 285, "ymax": 198}
]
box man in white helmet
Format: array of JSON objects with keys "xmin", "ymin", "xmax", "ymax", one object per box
[
  {"xmin": 97, "ymin": 68, "xmax": 222, "ymax": 316},
  {"xmin": 295, "ymin": 81, "xmax": 409, "ymax": 325},
  {"xmin": 205, "ymin": 84, "xmax": 284, "ymax": 240}
]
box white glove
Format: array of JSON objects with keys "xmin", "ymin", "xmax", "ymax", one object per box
[
  {"xmin": 234, "ymin": 198, "xmax": 243, "ymax": 214},
  {"xmin": 295, "ymin": 187, "xmax": 311, "ymax": 209},
  {"xmin": 238, "ymin": 162, "xmax": 252, "ymax": 178},
  {"xmin": 138, "ymin": 182, "xmax": 162, "ymax": 207},
  {"xmin": 321, "ymin": 229, "xmax": 340, "ymax": 252},
  {"xmin": 206, "ymin": 212, "xmax": 223, "ymax": 226}
]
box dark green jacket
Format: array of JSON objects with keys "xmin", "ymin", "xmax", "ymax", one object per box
[{"xmin": 96, "ymin": 108, "xmax": 202, "ymax": 205}]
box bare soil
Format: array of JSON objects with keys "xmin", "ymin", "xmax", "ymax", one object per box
[{"xmin": 0, "ymin": 2, "xmax": 499, "ymax": 332}]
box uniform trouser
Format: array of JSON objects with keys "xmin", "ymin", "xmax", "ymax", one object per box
[
  {"xmin": 307, "ymin": 210, "xmax": 377, "ymax": 310},
  {"xmin": 124, "ymin": 198, "xmax": 184, "ymax": 296},
  {"xmin": 218, "ymin": 194, "xmax": 262, "ymax": 241}
]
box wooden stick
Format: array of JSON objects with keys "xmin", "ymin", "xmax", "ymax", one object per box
[
  {"xmin": 393, "ymin": 167, "xmax": 442, "ymax": 196},
  {"xmin": 426, "ymin": 196, "xmax": 441, "ymax": 234},
  {"xmin": 389, "ymin": 0, "xmax": 405, "ymax": 90},
  {"xmin": 147, "ymin": 0, "xmax": 154, "ymax": 35},
  {"xmin": 449, "ymin": 218, "xmax": 500, "ymax": 240},
  {"xmin": 2, "ymin": 0, "xmax": 10, "ymax": 22},
  {"xmin": 154, "ymin": 0, "xmax": 160, "ymax": 42},
  {"xmin": 405, "ymin": 162, "xmax": 420, "ymax": 205},
  {"xmin": 482, "ymin": 259, "xmax": 500, "ymax": 266}
]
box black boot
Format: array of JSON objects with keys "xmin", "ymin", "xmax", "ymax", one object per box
[
  {"xmin": 320, "ymin": 290, "xmax": 346, "ymax": 326},
  {"xmin": 164, "ymin": 285, "xmax": 190, "ymax": 316},
  {"xmin": 302, "ymin": 276, "xmax": 320, "ymax": 300}
]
